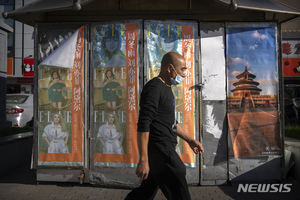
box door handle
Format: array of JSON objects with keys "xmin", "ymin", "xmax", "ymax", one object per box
[{"xmin": 195, "ymin": 83, "xmax": 204, "ymax": 91}]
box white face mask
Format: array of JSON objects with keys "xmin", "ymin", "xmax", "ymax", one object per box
[{"xmin": 170, "ymin": 65, "xmax": 184, "ymax": 85}]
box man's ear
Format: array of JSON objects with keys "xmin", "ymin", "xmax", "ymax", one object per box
[{"xmin": 166, "ymin": 64, "xmax": 173, "ymax": 73}]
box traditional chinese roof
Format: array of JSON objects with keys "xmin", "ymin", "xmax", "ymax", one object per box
[
  {"xmin": 236, "ymin": 66, "xmax": 256, "ymax": 79},
  {"xmin": 233, "ymin": 79, "xmax": 260, "ymax": 86},
  {"xmin": 231, "ymin": 86, "xmax": 262, "ymax": 92},
  {"xmin": 231, "ymin": 66, "xmax": 262, "ymax": 93}
]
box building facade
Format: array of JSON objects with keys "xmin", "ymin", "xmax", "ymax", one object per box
[{"xmin": 1, "ymin": 0, "xmax": 35, "ymax": 94}]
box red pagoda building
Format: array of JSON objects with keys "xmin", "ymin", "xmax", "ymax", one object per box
[{"xmin": 231, "ymin": 66, "xmax": 261, "ymax": 97}]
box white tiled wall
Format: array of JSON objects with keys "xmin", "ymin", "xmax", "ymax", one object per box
[
  {"xmin": 14, "ymin": 48, "xmax": 22, "ymax": 58},
  {"xmin": 14, "ymin": 58, "xmax": 23, "ymax": 77},
  {"xmin": 15, "ymin": 0, "xmax": 22, "ymax": 9},
  {"xmin": 24, "ymin": 33, "xmax": 34, "ymax": 50},
  {"xmin": 24, "ymin": 24, "xmax": 34, "ymax": 34},
  {"xmin": 14, "ymin": 33, "xmax": 22, "ymax": 49},
  {"xmin": 15, "ymin": 21, "xmax": 22, "ymax": 33}
]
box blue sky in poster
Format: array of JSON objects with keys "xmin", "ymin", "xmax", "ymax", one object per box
[{"xmin": 226, "ymin": 27, "xmax": 278, "ymax": 96}]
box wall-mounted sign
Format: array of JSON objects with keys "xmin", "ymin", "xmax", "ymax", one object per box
[
  {"xmin": 282, "ymin": 39, "xmax": 300, "ymax": 77},
  {"xmin": 23, "ymin": 58, "xmax": 34, "ymax": 77}
]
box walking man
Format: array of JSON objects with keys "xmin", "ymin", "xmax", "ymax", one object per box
[{"xmin": 125, "ymin": 52, "xmax": 204, "ymax": 200}]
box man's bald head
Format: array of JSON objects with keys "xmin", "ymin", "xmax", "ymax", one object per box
[{"xmin": 161, "ymin": 52, "xmax": 185, "ymax": 70}]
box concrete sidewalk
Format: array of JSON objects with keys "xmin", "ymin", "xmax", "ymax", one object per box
[{"xmin": 0, "ymin": 163, "xmax": 299, "ymax": 200}]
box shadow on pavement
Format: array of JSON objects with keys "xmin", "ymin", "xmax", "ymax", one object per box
[{"xmin": 0, "ymin": 162, "xmax": 36, "ymax": 185}]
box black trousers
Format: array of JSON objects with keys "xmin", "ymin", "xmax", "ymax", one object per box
[{"xmin": 125, "ymin": 145, "xmax": 191, "ymax": 200}]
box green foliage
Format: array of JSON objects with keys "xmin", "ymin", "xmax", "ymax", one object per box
[
  {"xmin": 285, "ymin": 124, "xmax": 300, "ymax": 140},
  {"xmin": 0, "ymin": 126, "xmax": 33, "ymax": 138}
]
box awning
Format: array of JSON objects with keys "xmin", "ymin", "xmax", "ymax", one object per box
[
  {"xmin": 2, "ymin": 0, "xmax": 94, "ymax": 26},
  {"xmin": 3, "ymin": 0, "xmax": 93, "ymax": 15},
  {"xmin": 3, "ymin": 0, "xmax": 300, "ymax": 26},
  {"xmin": 217, "ymin": 0, "xmax": 300, "ymax": 15}
]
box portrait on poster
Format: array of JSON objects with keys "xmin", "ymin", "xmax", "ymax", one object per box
[
  {"xmin": 38, "ymin": 67, "xmax": 72, "ymax": 111},
  {"xmin": 38, "ymin": 111, "xmax": 72, "ymax": 154},
  {"xmin": 93, "ymin": 24, "xmax": 126, "ymax": 68},
  {"xmin": 147, "ymin": 24, "xmax": 182, "ymax": 79},
  {"xmin": 94, "ymin": 111, "xmax": 126, "ymax": 155},
  {"xmin": 93, "ymin": 67, "xmax": 126, "ymax": 111}
]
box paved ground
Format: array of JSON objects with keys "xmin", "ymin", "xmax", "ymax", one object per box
[
  {"xmin": 0, "ymin": 162, "xmax": 300, "ymax": 200},
  {"xmin": 228, "ymin": 106, "xmax": 281, "ymax": 157}
]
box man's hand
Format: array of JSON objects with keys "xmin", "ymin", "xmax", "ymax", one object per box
[
  {"xmin": 136, "ymin": 160, "xmax": 149, "ymax": 180},
  {"xmin": 176, "ymin": 124, "xmax": 204, "ymax": 154},
  {"xmin": 188, "ymin": 139, "xmax": 204, "ymax": 154},
  {"xmin": 136, "ymin": 131, "xmax": 150, "ymax": 179}
]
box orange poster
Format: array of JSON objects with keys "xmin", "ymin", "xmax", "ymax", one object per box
[
  {"xmin": 93, "ymin": 22, "xmax": 139, "ymax": 166},
  {"xmin": 38, "ymin": 26, "xmax": 85, "ymax": 166}
]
